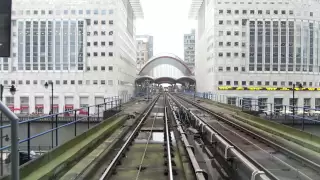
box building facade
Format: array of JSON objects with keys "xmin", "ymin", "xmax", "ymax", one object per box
[
  {"xmin": 190, "ymin": 0, "xmax": 320, "ymax": 110},
  {"xmin": 184, "ymin": 29, "xmax": 195, "ymax": 70},
  {"xmin": 136, "ymin": 35, "xmax": 153, "ymax": 71},
  {"xmin": 0, "ymin": 0, "xmax": 143, "ymax": 114}
]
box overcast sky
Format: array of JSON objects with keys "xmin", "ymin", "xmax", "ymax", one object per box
[{"xmin": 136, "ymin": 0, "xmax": 196, "ymax": 58}]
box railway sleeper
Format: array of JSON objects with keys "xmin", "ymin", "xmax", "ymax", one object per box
[
  {"xmin": 164, "ymin": 160, "xmax": 176, "ymax": 166},
  {"xmin": 164, "ymin": 168, "xmax": 178, "ymax": 176}
]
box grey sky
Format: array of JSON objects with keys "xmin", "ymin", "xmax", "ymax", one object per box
[{"xmin": 136, "ymin": 0, "xmax": 196, "ymax": 58}]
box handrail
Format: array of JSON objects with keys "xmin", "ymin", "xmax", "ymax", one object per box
[{"xmin": 0, "ymin": 96, "xmax": 120, "ymax": 129}]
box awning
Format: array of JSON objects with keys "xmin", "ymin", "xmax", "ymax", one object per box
[
  {"xmin": 52, "ymin": 104, "xmax": 59, "ymax": 108},
  {"xmin": 35, "ymin": 104, "xmax": 44, "ymax": 108},
  {"xmin": 65, "ymin": 105, "xmax": 74, "ymax": 109},
  {"xmin": 20, "ymin": 105, "xmax": 29, "ymax": 109}
]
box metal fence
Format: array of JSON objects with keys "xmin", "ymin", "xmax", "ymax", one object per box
[
  {"xmin": 0, "ymin": 96, "xmax": 125, "ymax": 177},
  {"xmin": 183, "ymin": 91, "xmax": 320, "ymax": 130}
]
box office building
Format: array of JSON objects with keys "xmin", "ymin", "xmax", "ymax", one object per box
[
  {"xmin": 189, "ymin": 0, "xmax": 320, "ymax": 110},
  {"xmin": 136, "ymin": 35, "xmax": 153, "ymax": 71},
  {"xmin": 0, "ymin": 0, "xmax": 143, "ymax": 114}
]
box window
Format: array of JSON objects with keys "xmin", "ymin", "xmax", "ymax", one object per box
[
  {"xmin": 64, "ymin": 10, "xmax": 68, "ymax": 15},
  {"xmin": 218, "ymin": 67, "xmax": 223, "ymax": 71},
  {"xmin": 94, "ymin": 42, "xmax": 98, "ymax": 46},
  {"xmin": 109, "ymin": 31, "xmax": 113, "ymax": 35},
  {"xmin": 71, "ymin": 10, "xmax": 76, "ymax": 14},
  {"xmin": 258, "ymin": 10, "xmax": 262, "ymax": 14},
  {"xmin": 87, "ymin": 53, "xmax": 90, "ymax": 57},
  {"xmin": 227, "ymin": 10, "xmax": 231, "ymax": 14},
  {"xmin": 218, "ymin": 52, "xmax": 223, "ymax": 57},
  {"xmin": 273, "ymin": 81, "xmax": 277, "ymax": 86},
  {"xmin": 101, "ymin": 31, "xmax": 106, "ymax": 35},
  {"xmin": 63, "ymin": 80, "xmax": 68, "ymax": 85},
  {"xmin": 226, "ymin": 67, "xmax": 231, "ymax": 71},
  {"xmin": 226, "ymin": 81, "xmax": 231, "ymax": 85},
  {"xmin": 274, "ymin": 10, "xmax": 278, "ymax": 15},
  {"xmin": 234, "ymin": 81, "xmax": 238, "ymax": 85},
  {"xmin": 109, "ymin": 52, "xmax": 113, "ymax": 57},
  {"xmin": 86, "ymin": 10, "xmax": 91, "ymax": 14},
  {"xmin": 109, "ymin": 20, "xmax": 113, "ymax": 25},
  {"xmin": 234, "ymin": 52, "xmax": 239, "ymax": 57},
  {"xmin": 266, "ymin": 10, "xmax": 270, "ymax": 14},
  {"xmin": 289, "ymin": 10, "xmax": 293, "ymax": 15},
  {"xmin": 242, "ymin": 81, "xmax": 246, "ymax": 86},
  {"xmin": 87, "ymin": 67, "xmax": 90, "ymax": 71},
  {"xmin": 234, "ymin": 42, "xmax": 239, "ymax": 46},
  {"xmin": 101, "ymin": 20, "xmax": 106, "ymax": 25},
  {"xmin": 109, "ymin": 66, "xmax": 113, "ymax": 71},
  {"xmin": 235, "ymin": 10, "xmax": 239, "ymax": 14},
  {"xmin": 303, "ymin": 82, "xmax": 307, "ymax": 86},
  {"xmin": 101, "ymin": 52, "xmax": 105, "ymax": 56},
  {"xmin": 281, "ymin": 81, "xmax": 285, "ymax": 86},
  {"xmin": 109, "ymin": 9, "xmax": 114, "ymax": 14},
  {"xmin": 109, "ymin": 41, "xmax": 113, "ymax": 46},
  {"xmin": 227, "ymin": 42, "xmax": 231, "ymax": 46},
  {"xmin": 281, "ymin": 10, "xmax": 286, "ymax": 15},
  {"xmin": 289, "ymin": 81, "xmax": 293, "ymax": 86},
  {"xmin": 26, "ymin": 80, "xmax": 30, "ymax": 85},
  {"xmin": 87, "ymin": 42, "xmax": 90, "ymax": 46},
  {"xmin": 219, "ymin": 10, "xmax": 223, "ymax": 14},
  {"xmin": 93, "ymin": 66, "xmax": 98, "ymax": 71},
  {"xmin": 227, "ymin": 20, "xmax": 231, "ymax": 25},
  {"xmin": 219, "ymin": 31, "xmax": 223, "ymax": 36},
  {"xmin": 93, "ymin": 80, "xmax": 98, "ymax": 85},
  {"xmin": 309, "ymin": 82, "xmax": 313, "ymax": 87},
  {"xmin": 241, "ymin": 67, "xmax": 245, "ymax": 72},
  {"xmin": 55, "ymin": 80, "xmax": 60, "ymax": 85},
  {"xmin": 265, "ymin": 81, "xmax": 270, "ymax": 86},
  {"xmin": 11, "ymin": 80, "xmax": 15, "ymax": 85},
  {"xmin": 94, "ymin": 9, "xmax": 99, "ymax": 15},
  {"xmin": 250, "ymin": 10, "xmax": 254, "ymax": 14},
  {"xmin": 218, "ymin": 81, "xmax": 223, "ymax": 85},
  {"xmin": 257, "ymin": 81, "xmax": 262, "ymax": 85},
  {"xmin": 71, "ymin": 80, "xmax": 75, "ymax": 85},
  {"xmin": 249, "ymin": 81, "xmax": 254, "ymax": 85},
  {"xmin": 94, "ymin": 20, "xmax": 98, "ymax": 25},
  {"xmin": 34, "ymin": 10, "xmax": 38, "ymax": 15},
  {"xmin": 78, "ymin": 80, "xmax": 82, "ymax": 85},
  {"xmin": 234, "ymin": 31, "xmax": 239, "ymax": 36},
  {"xmin": 242, "ymin": 10, "xmax": 247, "ymax": 14},
  {"xmin": 94, "ymin": 31, "xmax": 98, "ymax": 35},
  {"xmin": 101, "ymin": 80, "xmax": 106, "ymax": 85},
  {"xmin": 242, "ymin": 53, "xmax": 246, "ymax": 57},
  {"xmin": 101, "ymin": 66, "xmax": 105, "ymax": 71},
  {"xmin": 219, "ymin": 42, "xmax": 223, "ymax": 46},
  {"xmin": 227, "ymin": 31, "xmax": 231, "ymax": 35},
  {"xmin": 18, "ymin": 80, "xmax": 23, "ymax": 85},
  {"xmin": 49, "ymin": 10, "xmax": 53, "ymax": 14},
  {"xmin": 234, "ymin": 20, "xmax": 239, "ymax": 25},
  {"xmin": 226, "ymin": 53, "xmax": 231, "ymax": 57},
  {"xmin": 86, "ymin": 80, "xmax": 90, "ymax": 85},
  {"xmin": 79, "ymin": 10, "xmax": 83, "ymax": 14},
  {"xmin": 101, "ymin": 42, "xmax": 106, "ymax": 46},
  {"xmin": 93, "ymin": 52, "xmax": 98, "ymax": 56},
  {"xmin": 234, "ymin": 67, "xmax": 238, "ymax": 71},
  {"xmin": 219, "ymin": 20, "xmax": 223, "ymax": 25},
  {"xmin": 310, "ymin": 12, "xmax": 313, "ymax": 17}
]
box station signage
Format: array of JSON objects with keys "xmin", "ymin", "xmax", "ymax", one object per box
[{"xmin": 218, "ymin": 86, "xmax": 320, "ymax": 91}]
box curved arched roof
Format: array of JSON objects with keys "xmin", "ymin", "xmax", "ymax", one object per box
[
  {"xmin": 138, "ymin": 53, "xmax": 193, "ymax": 76},
  {"xmin": 135, "ymin": 75, "xmax": 154, "ymax": 84},
  {"xmin": 176, "ymin": 76, "xmax": 196, "ymax": 84},
  {"xmin": 154, "ymin": 77, "xmax": 177, "ymax": 84}
]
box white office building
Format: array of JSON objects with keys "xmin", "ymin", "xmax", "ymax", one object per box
[
  {"xmin": 0, "ymin": 0, "xmax": 143, "ymax": 114},
  {"xmin": 190, "ymin": 0, "xmax": 320, "ymax": 110}
]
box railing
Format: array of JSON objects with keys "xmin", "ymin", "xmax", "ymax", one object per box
[
  {"xmin": 0, "ymin": 96, "xmax": 126, "ymax": 177},
  {"xmin": 183, "ymin": 91, "xmax": 320, "ymax": 132}
]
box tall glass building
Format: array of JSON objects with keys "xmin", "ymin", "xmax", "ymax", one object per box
[
  {"xmin": 0, "ymin": 0, "xmax": 143, "ymax": 114},
  {"xmin": 190, "ymin": 0, "xmax": 320, "ymax": 110}
]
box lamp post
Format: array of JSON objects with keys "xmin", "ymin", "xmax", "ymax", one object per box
[
  {"xmin": 44, "ymin": 82, "xmax": 54, "ymax": 148},
  {"xmin": 292, "ymin": 83, "xmax": 303, "ymax": 126}
]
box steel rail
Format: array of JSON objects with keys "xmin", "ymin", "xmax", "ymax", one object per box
[
  {"xmin": 135, "ymin": 103, "xmax": 159, "ymax": 180},
  {"xmin": 99, "ymin": 95, "xmax": 160, "ymax": 180},
  {"xmin": 167, "ymin": 98, "xmax": 207, "ymax": 180},
  {"xmin": 168, "ymin": 94, "xmax": 271, "ymax": 180},
  {"xmin": 164, "ymin": 106, "xmax": 174, "ymax": 180},
  {"xmin": 177, "ymin": 94, "xmax": 320, "ymax": 179}
]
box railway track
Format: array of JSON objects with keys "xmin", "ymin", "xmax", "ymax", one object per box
[
  {"xmin": 170, "ymin": 93, "xmax": 320, "ymax": 180},
  {"xmin": 94, "ymin": 94, "xmax": 178, "ymax": 180}
]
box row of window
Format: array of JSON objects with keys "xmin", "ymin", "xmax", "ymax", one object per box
[
  {"xmin": 3, "ymin": 79, "xmax": 114, "ymax": 86},
  {"xmin": 87, "ymin": 66, "xmax": 113, "ymax": 71},
  {"xmin": 218, "ymin": 80, "xmax": 316, "ymax": 87},
  {"xmin": 218, "ymin": 9, "xmax": 313, "ymax": 16},
  {"xmin": 87, "ymin": 20, "xmax": 113, "ymax": 26},
  {"xmin": 87, "ymin": 41, "xmax": 113, "ymax": 47},
  {"xmin": 87, "ymin": 31, "xmax": 113, "ymax": 36},
  {"xmin": 218, "ymin": 52, "xmax": 246, "ymax": 58},
  {"xmin": 87, "ymin": 52, "xmax": 113, "ymax": 57},
  {"xmin": 13, "ymin": 9, "xmax": 114, "ymax": 16}
]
